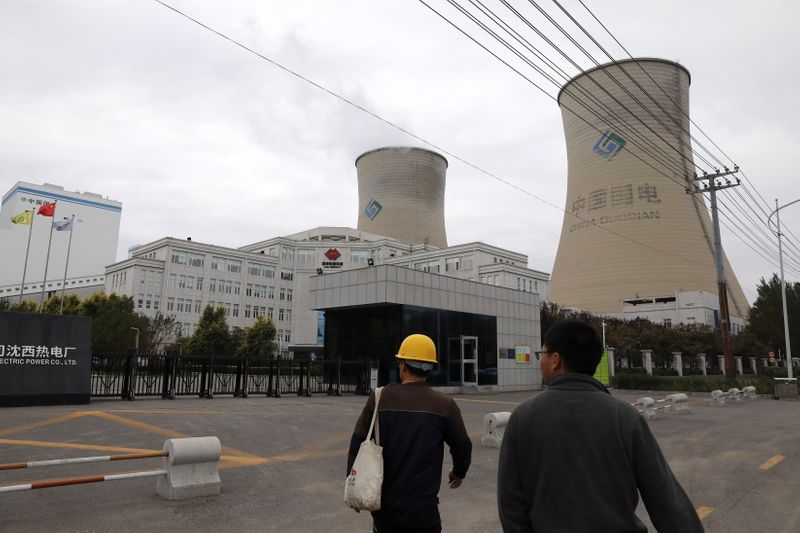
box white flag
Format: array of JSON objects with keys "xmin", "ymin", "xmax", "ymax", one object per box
[{"xmin": 53, "ymin": 218, "xmax": 73, "ymax": 232}]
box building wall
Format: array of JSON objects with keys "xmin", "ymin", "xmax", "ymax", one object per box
[
  {"xmin": 0, "ymin": 182, "xmax": 122, "ymax": 288},
  {"xmin": 550, "ymin": 59, "xmax": 749, "ymax": 320},
  {"xmin": 105, "ymin": 229, "xmax": 550, "ymax": 364},
  {"xmin": 621, "ymin": 290, "xmax": 745, "ymax": 333},
  {"xmin": 310, "ymin": 265, "xmax": 542, "ymax": 392}
]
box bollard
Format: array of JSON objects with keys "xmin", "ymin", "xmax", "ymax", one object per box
[
  {"xmin": 710, "ymin": 389, "xmax": 726, "ymax": 407},
  {"xmin": 727, "ymin": 388, "xmax": 743, "ymax": 403},
  {"xmin": 635, "ymin": 397, "xmax": 657, "ymax": 420},
  {"xmin": 664, "ymin": 393, "xmax": 690, "ymax": 414},
  {"xmin": 156, "ymin": 436, "xmax": 221, "ymax": 500},
  {"xmin": 480, "ymin": 412, "xmax": 511, "ymax": 448},
  {"xmin": 741, "ymin": 385, "xmax": 758, "ymax": 400}
]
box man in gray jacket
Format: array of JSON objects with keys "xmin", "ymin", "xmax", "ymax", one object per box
[{"xmin": 498, "ymin": 319, "xmax": 703, "ymax": 532}]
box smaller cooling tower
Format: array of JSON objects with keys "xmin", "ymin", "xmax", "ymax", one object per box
[{"xmin": 356, "ymin": 147, "xmax": 448, "ymax": 248}]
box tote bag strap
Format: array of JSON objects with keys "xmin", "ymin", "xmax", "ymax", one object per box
[{"xmin": 366, "ymin": 387, "xmax": 383, "ymax": 446}]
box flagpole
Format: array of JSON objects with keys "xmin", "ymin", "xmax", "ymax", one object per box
[
  {"xmin": 18, "ymin": 209, "xmax": 35, "ymax": 306},
  {"xmin": 39, "ymin": 200, "xmax": 57, "ymax": 312},
  {"xmin": 59, "ymin": 215, "xmax": 76, "ymax": 314}
]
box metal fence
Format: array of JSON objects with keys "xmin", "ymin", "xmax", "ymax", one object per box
[{"xmin": 90, "ymin": 353, "xmax": 372, "ymax": 400}]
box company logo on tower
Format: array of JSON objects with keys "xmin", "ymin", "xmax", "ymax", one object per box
[
  {"xmin": 324, "ymin": 248, "xmax": 341, "ymax": 261},
  {"xmin": 593, "ymin": 130, "xmax": 627, "ymax": 159},
  {"xmin": 364, "ymin": 198, "xmax": 383, "ymax": 220}
]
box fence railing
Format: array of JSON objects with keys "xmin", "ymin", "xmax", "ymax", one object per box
[{"xmin": 90, "ymin": 354, "xmax": 372, "ymax": 400}]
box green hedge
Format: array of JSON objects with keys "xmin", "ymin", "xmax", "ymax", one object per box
[{"xmin": 611, "ymin": 374, "xmax": 775, "ymax": 394}]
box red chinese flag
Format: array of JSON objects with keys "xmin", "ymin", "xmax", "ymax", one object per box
[{"xmin": 37, "ymin": 202, "xmax": 56, "ymax": 217}]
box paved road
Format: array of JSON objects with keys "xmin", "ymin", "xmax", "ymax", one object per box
[{"xmin": 0, "ymin": 390, "xmax": 797, "ymax": 532}]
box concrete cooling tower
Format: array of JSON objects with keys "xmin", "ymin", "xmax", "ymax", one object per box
[
  {"xmin": 550, "ymin": 58, "xmax": 749, "ymax": 318},
  {"xmin": 356, "ymin": 147, "xmax": 448, "ymax": 248}
]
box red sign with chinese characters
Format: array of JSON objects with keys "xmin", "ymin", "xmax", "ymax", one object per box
[{"xmin": 324, "ymin": 248, "xmax": 341, "ymax": 261}]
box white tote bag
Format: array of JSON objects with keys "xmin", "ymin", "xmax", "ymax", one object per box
[{"xmin": 344, "ymin": 387, "xmax": 384, "ymax": 511}]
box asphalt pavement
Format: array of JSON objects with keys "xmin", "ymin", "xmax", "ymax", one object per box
[{"xmin": 0, "ymin": 389, "xmax": 797, "ymax": 532}]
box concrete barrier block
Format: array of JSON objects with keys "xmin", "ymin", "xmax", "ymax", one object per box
[
  {"xmin": 156, "ymin": 436, "xmax": 221, "ymax": 500},
  {"xmin": 711, "ymin": 389, "xmax": 726, "ymax": 407},
  {"xmin": 635, "ymin": 397, "xmax": 657, "ymax": 419},
  {"xmin": 664, "ymin": 393, "xmax": 690, "ymax": 414},
  {"xmin": 727, "ymin": 388, "xmax": 743, "ymax": 402},
  {"xmin": 480, "ymin": 412, "xmax": 510, "ymax": 448},
  {"xmin": 741, "ymin": 386, "xmax": 758, "ymax": 400}
]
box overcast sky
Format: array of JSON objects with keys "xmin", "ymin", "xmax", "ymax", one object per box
[{"xmin": 2, "ymin": 0, "xmax": 799, "ymax": 304}]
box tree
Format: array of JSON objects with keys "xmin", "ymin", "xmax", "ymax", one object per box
[
  {"xmin": 189, "ymin": 305, "xmax": 231, "ymax": 355},
  {"xmin": 540, "ymin": 301, "xmax": 567, "ymax": 337},
  {"xmin": 1, "ymin": 299, "xmax": 38, "ymax": 312},
  {"xmin": 79, "ymin": 292, "xmax": 140, "ymax": 352},
  {"xmin": 42, "ymin": 294, "xmax": 82, "ymax": 315},
  {"xmin": 139, "ymin": 312, "xmax": 182, "ymax": 354},
  {"xmin": 747, "ymin": 274, "xmax": 800, "ymax": 357},
  {"xmin": 241, "ymin": 316, "xmax": 277, "ymax": 356}
]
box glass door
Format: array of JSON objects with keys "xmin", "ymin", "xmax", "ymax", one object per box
[{"xmin": 461, "ymin": 336, "xmax": 478, "ymax": 388}]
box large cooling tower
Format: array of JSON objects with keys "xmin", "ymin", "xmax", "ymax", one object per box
[
  {"xmin": 356, "ymin": 147, "xmax": 448, "ymax": 248},
  {"xmin": 550, "ymin": 58, "xmax": 748, "ymax": 317}
]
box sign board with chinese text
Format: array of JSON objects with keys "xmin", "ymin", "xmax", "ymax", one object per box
[{"xmin": 0, "ymin": 312, "xmax": 91, "ymax": 406}]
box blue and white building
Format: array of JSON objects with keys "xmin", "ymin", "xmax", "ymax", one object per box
[{"xmin": 0, "ymin": 181, "xmax": 122, "ymax": 301}]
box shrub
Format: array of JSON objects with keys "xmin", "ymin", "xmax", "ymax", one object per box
[
  {"xmin": 610, "ymin": 374, "xmax": 774, "ymax": 394},
  {"xmin": 762, "ymin": 366, "xmax": 788, "ymax": 378},
  {"xmin": 707, "ymin": 368, "xmax": 723, "ymax": 376},
  {"xmin": 616, "ymin": 367, "xmax": 648, "ymax": 375},
  {"xmin": 653, "ymin": 368, "xmax": 679, "ymax": 377}
]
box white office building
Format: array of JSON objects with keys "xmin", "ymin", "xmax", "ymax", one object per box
[
  {"xmin": 0, "ymin": 182, "xmax": 121, "ymax": 301},
  {"xmin": 621, "ymin": 290, "xmax": 745, "ymax": 333},
  {"xmin": 105, "ymin": 226, "xmax": 549, "ymax": 358}
]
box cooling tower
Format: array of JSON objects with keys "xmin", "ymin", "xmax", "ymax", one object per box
[
  {"xmin": 550, "ymin": 58, "xmax": 749, "ymax": 318},
  {"xmin": 356, "ymin": 147, "xmax": 448, "ymax": 248}
]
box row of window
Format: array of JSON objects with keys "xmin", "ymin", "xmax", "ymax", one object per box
[
  {"xmin": 516, "ymin": 277, "xmax": 538, "ymax": 293},
  {"xmin": 211, "ymin": 256, "xmax": 242, "ymax": 274},
  {"xmin": 246, "ymin": 284, "xmax": 293, "ymax": 301},
  {"xmin": 110, "ymin": 271, "xmax": 128, "ymax": 291},
  {"xmin": 245, "ymin": 306, "xmax": 292, "ymax": 323},
  {"xmin": 171, "ymin": 250, "xmax": 205, "ymax": 267},
  {"xmin": 268, "ymin": 246, "xmax": 407, "ymax": 263},
  {"xmin": 137, "ymin": 294, "xmax": 161, "ymax": 311},
  {"xmin": 155, "ymin": 297, "xmax": 293, "ymax": 324},
  {"xmin": 139, "ymin": 269, "xmax": 163, "ymax": 287},
  {"xmin": 414, "ymin": 255, "xmax": 475, "ymax": 274},
  {"xmin": 248, "ymin": 263, "xmax": 275, "ymax": 278}
]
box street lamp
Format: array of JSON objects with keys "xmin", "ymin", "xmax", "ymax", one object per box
[{"xmin": 767, "ymin": 198, "xmax": 799, "ymax": 380}]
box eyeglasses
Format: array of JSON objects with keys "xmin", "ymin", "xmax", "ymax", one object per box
[{"xmin": 534, "ymin": 350, "xmax": 552, "ymax": 360}]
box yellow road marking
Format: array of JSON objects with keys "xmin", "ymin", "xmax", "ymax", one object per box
[
  {"xmin": 0, "ymin": 438, "xmax": 158, "ymax": 455},
  {"xmin": 263, "ymin": 448, "xmax": 345, "ymax": 465},
  {"xmin": 759, "ymin": 454, "xmax": 785, "ymax": 470},
  {"xmin": 0, "ymin": 411, "xmax": 94, "ymax": 437},
  {"xmin": 91, "ymin": 411, "xmax": 187, "ymax": 439},
  {"xmin": 697, "ymin": 506, "xmax": 714, "ymax": 519},
  {"xmin": 300, "ymin": 430, "xmax": 352, "ymax": 453}
]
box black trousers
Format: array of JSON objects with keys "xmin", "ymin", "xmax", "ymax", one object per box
[{"xmin": 371, "ymin": 506, "xmax": 441, "ymax": 533}]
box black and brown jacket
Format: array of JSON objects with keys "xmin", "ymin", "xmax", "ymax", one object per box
[{"xmin": 347, "ymin": 382, "xmax": 472, "ymax": 510}]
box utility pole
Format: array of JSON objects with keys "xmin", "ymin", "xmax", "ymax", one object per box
[{"xmin": 686, "ymin": 167, "xmax": 740, "ymax": 378}]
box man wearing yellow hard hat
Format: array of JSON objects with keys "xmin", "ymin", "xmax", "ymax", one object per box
[{"xmin": 347, "ymin": 333, "xmax": 472, "ymax": 533}]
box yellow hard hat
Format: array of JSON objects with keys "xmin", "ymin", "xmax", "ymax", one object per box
[{"xmin": 396, "ymin": 334, "xmax": 437, "ymax": 366}]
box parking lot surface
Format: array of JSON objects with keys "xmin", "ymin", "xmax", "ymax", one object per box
[{"xmin": 0, "ymin": 389, "xmax": 797, "ymax": 532}]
